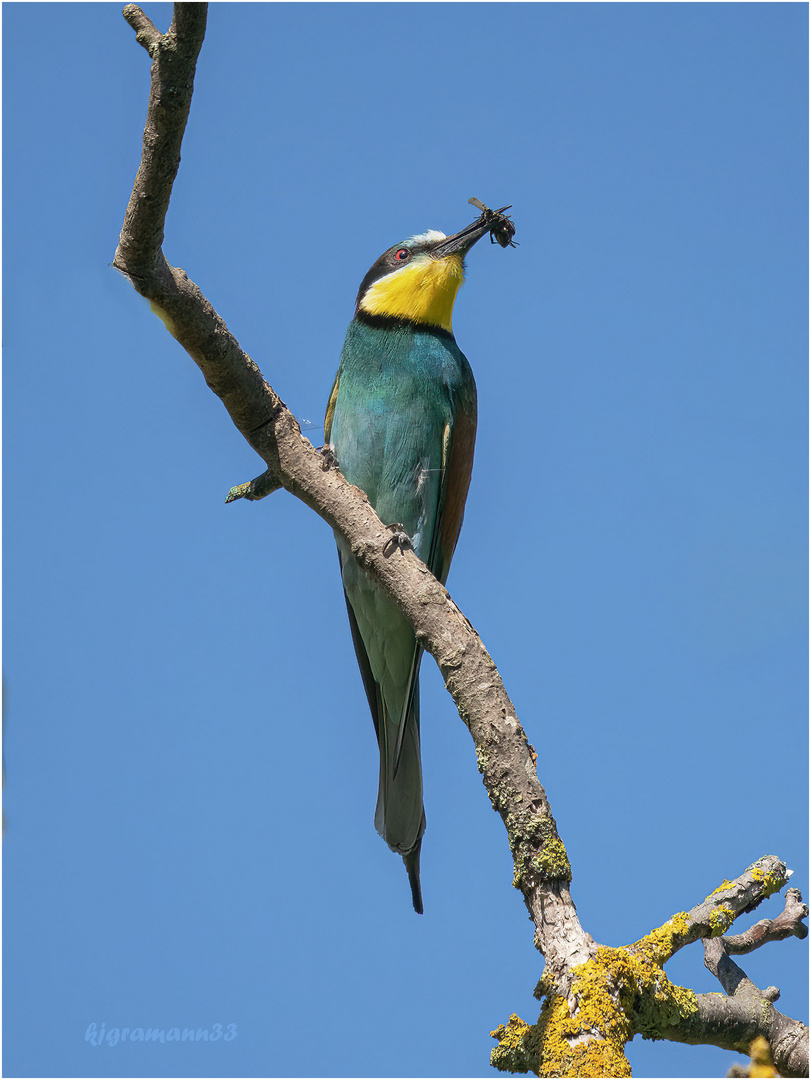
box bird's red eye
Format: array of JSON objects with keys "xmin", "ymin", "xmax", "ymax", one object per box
[{"xmin": 395, "ymin": 249, "xmax": 410, "ymax": 261}]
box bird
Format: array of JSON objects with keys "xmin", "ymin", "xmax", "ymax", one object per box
[{"xmin": 324, "ymin": 209, "xmax": 500, "ymax": 913}]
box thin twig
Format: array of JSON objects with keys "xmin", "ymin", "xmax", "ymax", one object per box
[
  {"xmin": 724, "ymin": 888, "xmax": 809, "ymax": 955},
  {"xmin": 122, "ymin": 4, "xmax": 162, "ymax": 52},
  {"xmin": 225, "ymin": 469, "xmax": 281, "ymax": 503}
]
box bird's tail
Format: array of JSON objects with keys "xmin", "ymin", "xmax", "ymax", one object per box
[
  {"xmin": 374, "ymin": 691, "xmax": 426, "ymax": 914},
  {"xmin": 403, "ymin": 845, "xmax": 423, "ymax": 915}
]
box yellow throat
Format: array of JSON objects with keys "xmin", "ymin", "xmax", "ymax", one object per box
[{"xmin": 359, "ymin": 252, "xmax": 465, "ymax": 333}]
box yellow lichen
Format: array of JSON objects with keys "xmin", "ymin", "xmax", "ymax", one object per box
[
  {"xmin": 748, "ymin": 863, "xmax": 785, "ymax": 898},
  {"xmin": 709, "ymin": 879, "xmax": 736, "ymax": 898},
  {"xmin": 511, "ymin": 819, "xmax": 572, "ymax": 889},
  {"xmin": 708, "ymin": 904, "xmax": 735, "ymax": 935},
  {"xmin": 748, "ymin": 1034, "xmax": 780, "ymax": 1078},
  {"xmin": 632, "ymin": 912, "xmax": 691, "ymax": 965},
  {"xmin": 494, "ymin": 866, "xmax": 788, "ymax": 1075},
  {"xmin": 492, "ymin": 937, "xmax": 699, "ymax": 1076},
  {"xmin": 530, "ymin": 839, "xmax": 572, "ymax": 882},
  {"xmin": 533, "ymin": 952, "xmax": 633, "ymax": 1078},
  {"xmin": 490, "ymin": 1014, "xmax": 538, "ymax": 1074}
]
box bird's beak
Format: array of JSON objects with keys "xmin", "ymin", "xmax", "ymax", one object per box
[{"xmin": 429, "ymin": 217, "xmax": 492, "ymax": 259}]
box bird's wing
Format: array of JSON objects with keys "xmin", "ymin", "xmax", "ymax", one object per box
[
  {"xmin": 428, "ymin": 384, "xmax": 478, "ymax": 587},
  {"xmin": 337, "ymin": 548, "xmax": 384, "ymax": 745},
  {"xmin": 391, "ymin": 645, "xmax": 423, "ymax": 779},
  {"xmin": 324, "ymin": 369, "xmax": 341, "ymax": 444},
  {"xmin": 391, "ymin": 382, "xmax": 477, "ymax": 775}
]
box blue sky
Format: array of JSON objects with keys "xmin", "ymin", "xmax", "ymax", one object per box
[{"xmin": 3, "ymin": 3, "xmax": 807, "ymax": 1078}]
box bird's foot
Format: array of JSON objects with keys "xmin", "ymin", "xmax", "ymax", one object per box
[
  {"xmin": 383, "ymin": 523, "xmax": 413, "ymax": 557},
  {"xmin": 318, "ymin": 445, "xmax": 338, "ymax": 471}
]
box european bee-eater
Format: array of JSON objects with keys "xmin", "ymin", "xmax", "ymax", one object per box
[{"xmin": 325, "ymin": 208, "xmax": 510, "ymax": 913}]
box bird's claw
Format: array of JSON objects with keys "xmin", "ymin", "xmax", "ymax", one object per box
[
  {"xmin": 383, "ymin": 523, "xmax": 412, "ymax": 557},
  {"xmin": 319, "ymin": 445, "xmax": 338, "ymax": 470}
]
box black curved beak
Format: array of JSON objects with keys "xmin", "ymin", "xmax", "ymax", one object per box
[{"xmin": 429, "ymin": 217, "xmax": 492, "ymax": 259}]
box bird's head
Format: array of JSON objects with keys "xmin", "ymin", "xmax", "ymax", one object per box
[{"xmin": 354, "ymin": 216, "xmax": 494, "ymax": 334}]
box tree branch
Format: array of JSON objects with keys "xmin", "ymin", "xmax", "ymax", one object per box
[
  {"xmin": 723, "ymin": 888, "xmax": 809, "ymax": 955},
  {"xmin": 631, "ymin": 862, "xmax": 808, "ymax": 1077},
  {"xmin": 683, "ymin": 886, "xmax": 810, "ymax": 1078},
  {"xmin": 122, "ymin": 4, "xmax": 162, "ymax": 52},
  {"xmin": 655, "ymin": 985, "xmax": 810, "ymax": 1078},
  {"xmin": 493, "ymin": 859, "xmax": 807, "ymax": 1077},
  {"xmin": 225, "ymin": 468, "xmax": 281, "ymax": 503},
  {"xmin": 630, "ymin": 856, "xmax": 797, "ymax": 966},
  {"xmin": 118, "ymin": 4, "xmax": 207, "ymax": 277}
]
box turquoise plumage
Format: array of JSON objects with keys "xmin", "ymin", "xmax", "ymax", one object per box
[{"xmin": 325, "ymin": 213, "xmax": 497, "ymax": 912}]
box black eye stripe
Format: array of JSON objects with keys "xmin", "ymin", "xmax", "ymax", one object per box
[{"xmin": 355, "ymin": 241, "xmax": 424, "ymax": 308}]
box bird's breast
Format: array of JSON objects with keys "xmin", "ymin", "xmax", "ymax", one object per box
[{"xmin": 328, "ymin": 322, "xmax": 470, "ymax": 560}]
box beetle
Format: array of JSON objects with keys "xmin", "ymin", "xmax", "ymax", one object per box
[{"xmin": 468, "ymin": 196, "xmax": 518, "ymax": 248}]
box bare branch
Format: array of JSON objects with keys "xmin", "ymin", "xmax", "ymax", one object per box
[
  {"xmin": 225, "ymin": 469, "xmax": 281, "ymax": 503},
  {"xmin": 122, "ymin": 4, "xmax": 162, "ymax": 52},
  {"xmin": 723, "ymin": 888, "xmax": 809, "ymax": 955},
  {"xmin": 659, "ymin": 988, "xmax": 810, "ymax": 1078},
  {"xmin": 633, "ymin": 865, "xmax": 807, "ymax": 1073},
  {"xmin": 116, "ymin": 4, "xmax": 207, "ymax": 280},
  {"xmin": 704, "ymin": 937, "xmax": 763, "ymax": 999},
  {"xmin": 630, "ymin": 856, "xmax": 792, "ymax": 966},
  {"xmin": 680, "ymin": 889, "xmax": 811, "ymax": 1077}
]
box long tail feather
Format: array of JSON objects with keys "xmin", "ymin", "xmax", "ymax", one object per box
[
  {"xmin": 404, "ymin": 845, "xmax": 423, "ymax": 914},
  {"xmin": 374, "ymin": 691, "xmax": 426, "ymax": 911},
  {"xmin": 339, "ymin": 561, "xmax": 427, "ymax": 912}
]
